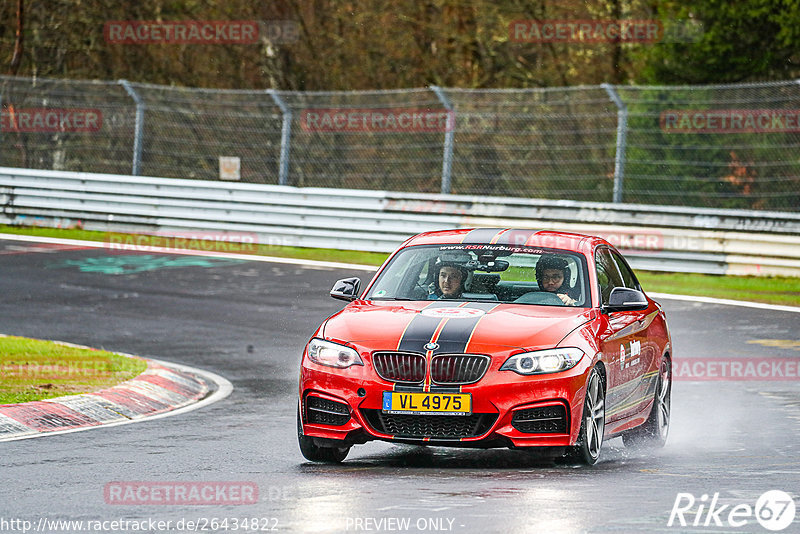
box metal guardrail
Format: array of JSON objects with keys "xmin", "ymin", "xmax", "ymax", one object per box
[{"xmin": 2, "ymin": 166, "xmax": 800, "ymax": 276}]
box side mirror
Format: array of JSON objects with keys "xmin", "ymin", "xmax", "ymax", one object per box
[
  {"xmin": 330, "ymin": 277, "xmax": 361, "ymax": 302},
  {"xmin": 605, "ymin": 287, "xmax": 648, "ymax": 313}
]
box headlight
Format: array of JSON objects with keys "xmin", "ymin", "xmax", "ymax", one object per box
[
  {"xmin": 307, "ymin": 338, "xmax": 363, "ymax": 369},
  {"xmin": 500, "ymin": 348, "xmax": 584, "ymax": 375}
]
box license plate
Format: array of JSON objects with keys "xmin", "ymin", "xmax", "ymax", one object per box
[{"xmin": 382, "ymin": 391, "xmax": 471, "ymax": 415}]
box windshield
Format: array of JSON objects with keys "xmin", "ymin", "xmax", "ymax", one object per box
[{"xmin": 366, "ymin": 244, "xmax": 590, "ymax": 307}]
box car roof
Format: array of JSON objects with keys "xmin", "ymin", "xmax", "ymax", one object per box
[{"xmin": 401, "ymin": 228, "xmax": 608, "ymax": 254}]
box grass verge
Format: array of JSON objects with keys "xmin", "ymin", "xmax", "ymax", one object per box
[
  {"xmin": 0, "ymin": 224, "xmax": 388, "ymax": 266},
  {"xmin": 0, "ymin": 335, "xmax": 147, "ymax": 404},
  {"xmin": 1, "ymin": 225, "xmax": 799, "ymax": 307},
  {"xmin": 636, "ymin": 271, "xmax": 800, "ymax": 307}
]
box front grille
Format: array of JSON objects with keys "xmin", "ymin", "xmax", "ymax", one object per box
[
  {"xmin": 361, "ymin": 409, "xmax": 497, "ymax": 439},
  {"xmin": 305, "ymin": 396, "xmax": 350, "ymax": 426},
  {"xmin": 431, "ymin": 354, "xmax": 490, "ymax": 384},
  {"xmin": 512, "ymin": 404, "xmax": 568, "ymax": 434},
  {"xmin": 373, "ymin": 352, "xmax": 426, "ymax": 383},
  {"xmin": 373, "ymin": 352, "xmax": 490, "ymax": 385}
]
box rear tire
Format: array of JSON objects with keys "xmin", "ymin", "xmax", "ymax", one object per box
[
  {"xmin": 565, "ymin": 367, "xmax": 605, "ymax": 465},
  {"xmin": 622, "ymin": 357, "xmax": 671, "ymax": 449},
  {"xmin": 297, "ymin": 406, "xmax": 350, "ymax": 463}
]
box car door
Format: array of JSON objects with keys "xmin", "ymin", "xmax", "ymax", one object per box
[
  {"xmin": 608, "ymin": 249, "xmax": 660, "ymax": 417},
  {"xmin": 594, "ymin": 246, "xmax": 649, "ymax": 423}
]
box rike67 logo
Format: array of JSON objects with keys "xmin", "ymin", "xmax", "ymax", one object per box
[{"xmin": 668, "ymin": 491, "xmax": 796, "ymax": 531}]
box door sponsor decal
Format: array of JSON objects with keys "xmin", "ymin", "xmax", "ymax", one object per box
[{"xmin": 621, "ymin": 339, "xmax": 641, "ymax": 370}]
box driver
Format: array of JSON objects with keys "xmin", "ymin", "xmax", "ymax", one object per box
[
  {"xmin": 535, "ymin": 254, "xmax": 578, "ymax": 306},
  {"xmin": 428, "ymin": 258, "xmax": 469, "ymax": 299}
]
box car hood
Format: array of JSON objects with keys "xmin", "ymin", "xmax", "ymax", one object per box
[{"xmin": 322, "ymin": 300, "xmax": 594, "ymax": 353}]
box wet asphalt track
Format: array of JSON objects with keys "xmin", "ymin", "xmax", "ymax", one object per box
[{"xmin": 0, "ymin": 239, "xmax": 799, "ymax": 534}]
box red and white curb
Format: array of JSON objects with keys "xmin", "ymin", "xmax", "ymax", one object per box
[{"xmin": 0, "ymin": 354, "xmax": 232, "ymax": 442}]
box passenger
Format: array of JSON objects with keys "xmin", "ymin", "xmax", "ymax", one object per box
[{"xmin": 535, "ymin": 254, "xmax": 579, "ymax": 306}]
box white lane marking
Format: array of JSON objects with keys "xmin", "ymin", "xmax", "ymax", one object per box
[
  {"xmin": 0, "ymin": 359, "xmax": 233, "ymax": 442},
  {"xmin": 0, "ymin": 233, "xmax": 377, "ymax": 272},
  {"xmin": 648, "ymin": 292, "xmax": 800, "ymax": 314},
  {"xmin": 2, "ymin": 233, "xmax": 799, "ymax": 313}
]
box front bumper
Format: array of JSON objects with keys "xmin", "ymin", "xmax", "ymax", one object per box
[{"xmin": 299, "ymin": 356, "xmax": 591, "ymax": 449}]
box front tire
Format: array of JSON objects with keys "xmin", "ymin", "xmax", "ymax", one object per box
[
  {"xmin": 623, "ymin": 357, "xmax": 671, "ymax": 449},
  {"xmin": 297, "ymin": 406, "xmax": 350, "ymax": 463},
  {"xmin": 566, "ymin": 367, "xmax": 605, "ymax": 465}
]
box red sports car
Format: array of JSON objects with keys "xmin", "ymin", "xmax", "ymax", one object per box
[{"xmin": 297, "ymin": 228, "xmax": 672, "ymax": 465}]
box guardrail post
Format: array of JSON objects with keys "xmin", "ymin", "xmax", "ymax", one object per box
[
  {"xmin": 431, "ymin": 86, "xmax": 455, "ymax": 195},
  {"xmin": 268, "ymin": 89, "xmax": 292, "ymax": 186},
  {"xmin": 119, "ymin": 80, "xmax": 145, "ymax": 176},
  {"xmin": 601, "ymin": 83, "xmax": 628, "ymax": 204}
]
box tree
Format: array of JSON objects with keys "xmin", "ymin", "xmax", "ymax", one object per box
[{"xmin": 632, "ymin": 0, "xmax": 800, "ymax": 84}]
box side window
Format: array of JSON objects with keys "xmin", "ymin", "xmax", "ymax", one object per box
[
  {"xmin": 371, "ymin": 253, "xmax": 428, "ymax": 298},
  {"xmin": 416, "ymin": 259, "xmax": 431, "ymax": 288},
  {"xmin": 611, "ymin": 250, "xmax": 640, "ymax": 290},
  {"xmin": 594, "ymin": 248, "xmax": 624, "ymax": 306}
]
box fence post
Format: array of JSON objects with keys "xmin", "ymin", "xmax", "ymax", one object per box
[
  {"xmin": 267, "ymin": 90, "xmax": 292, "ymax": 186},
  {"xmin": 119, "ymin": 79, "xmax": 145, "ymax": 176},
  {"xmin": 601, "ymin": 83, "xmax": 627, "ymax": 203},
  {"xmin": 431, "ymin": 86, "xmax": 455, "ymax": 195}
]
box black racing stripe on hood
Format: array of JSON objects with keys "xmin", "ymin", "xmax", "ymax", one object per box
[{"xmin": 396, "ymin": 301, "xmax": 461, "ymax": 353}]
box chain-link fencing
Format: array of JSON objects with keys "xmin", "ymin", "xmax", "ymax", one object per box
[{"xmin": 1, "ymin": 75, "xmax": 798, "ymax": 211}]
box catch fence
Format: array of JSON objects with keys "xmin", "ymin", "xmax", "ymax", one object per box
[{"xmin": 1, "ymin": 75, "xmax": 798, "ymax": 211}]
